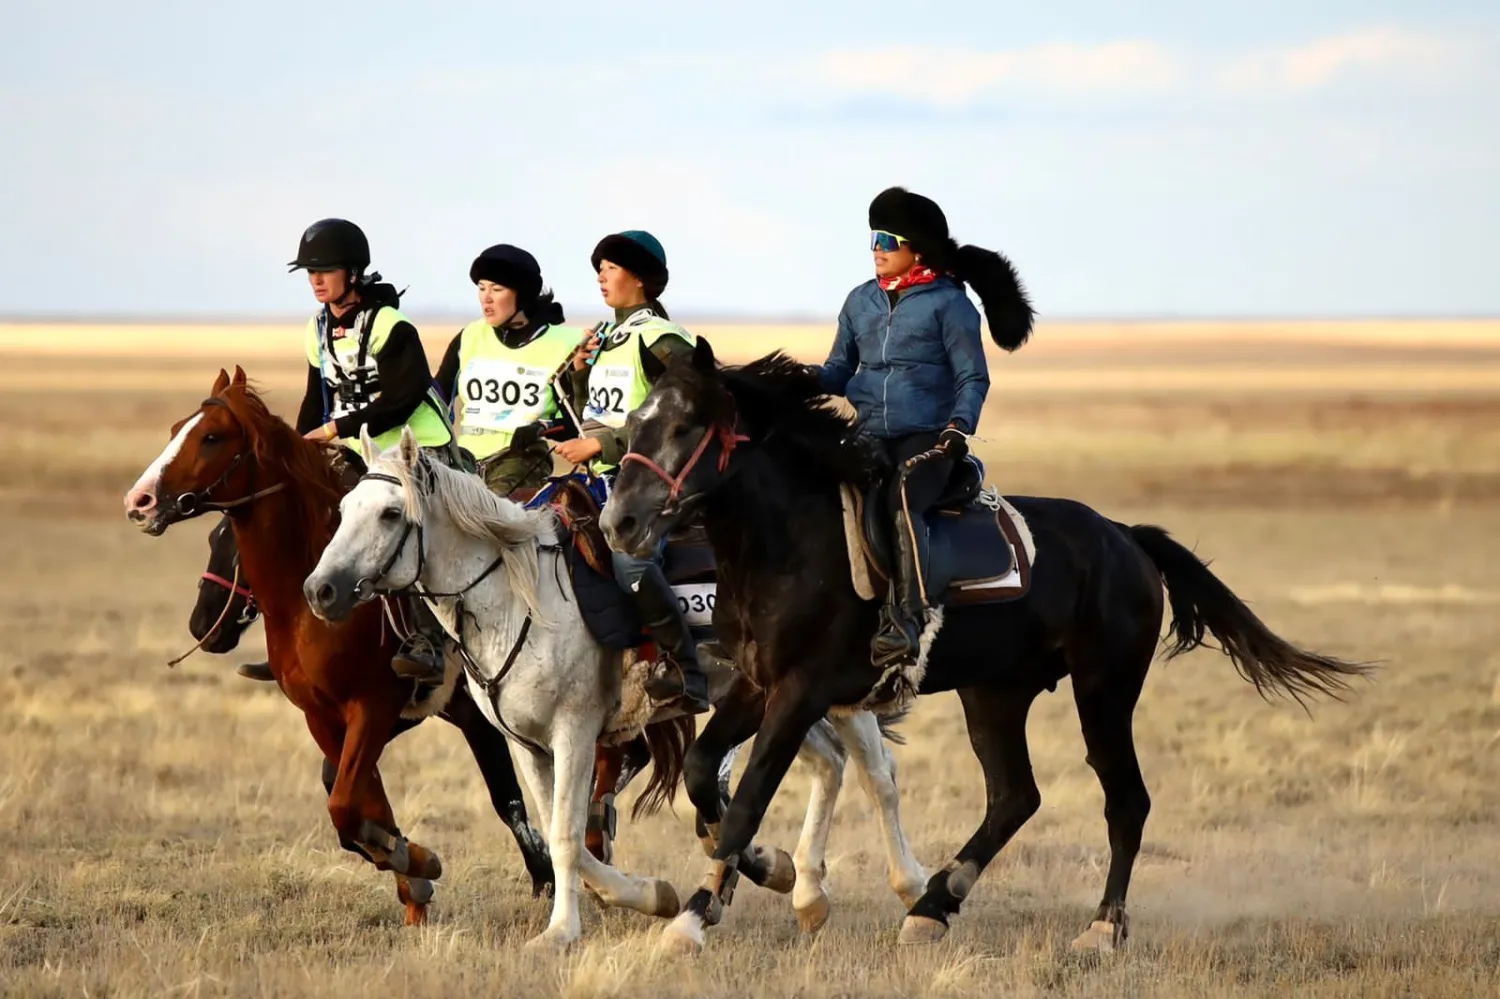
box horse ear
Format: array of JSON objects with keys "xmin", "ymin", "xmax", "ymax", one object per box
[
  {"xmin": 398, "ymin": 425, "xmax": 420, "ymax": 469},
  {"xmin": 211, "ymin": 368, "xmax": 230, "ymax": 396},
  {"xmin": 231, "ymin": 365, "xmax": 247, "ymax": 387},
  {"xmin": 639, "ymin": 336, "xmax": 667, "ymax": 385},
  {"xmin": 692, "ymin": 337, "xmax": 716, "ymax": 373},
  {"xmin": 359, "ymin": 425, "xmax": 376, "ymax": 464}
]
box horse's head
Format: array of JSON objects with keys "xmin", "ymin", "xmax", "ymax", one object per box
[
  {"xmin": 188, "ymin": 515, "xmax": 259, "ymax": 652},
  {"xmin": 125, "ymin": 367, "xmax": 264, "ymax": 535},
  {"xmin": 304, "ymin": 427, "xmax": 425, "ymax": 622},
  {"xmin": 601, "ymin": 337, "xmax": 746, "ymax": 558}
]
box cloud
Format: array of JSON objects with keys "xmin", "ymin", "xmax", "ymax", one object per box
[
  {"xmin": 816, "ymin": 41, "xmax": 1181, "ymax": 107},
  {"xmin": 1217, "ymin": 26, "xmax": 1472, "ymax": 94}
]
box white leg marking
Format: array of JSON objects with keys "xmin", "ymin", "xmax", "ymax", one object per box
[{"xmin": 834, "ymin": 711, "xmax": 927, "ymax": 908}]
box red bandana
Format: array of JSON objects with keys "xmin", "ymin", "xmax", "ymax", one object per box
[{"xmin": 878, "ymin": 264, "xmax": 941, "ymax": 293}]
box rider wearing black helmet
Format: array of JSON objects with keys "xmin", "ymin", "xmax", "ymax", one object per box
[{"xmin": 232, "ymin": 219, "xmax": 458, "ymax": 684}]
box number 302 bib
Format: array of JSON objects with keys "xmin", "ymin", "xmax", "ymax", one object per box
[
  {"xmin": 459, "ymin": 359, "xmax": 551, "ymax": 433},
  {"xmin": 583, "ymin": 362, "xmax": 635, "ymax": 429}
]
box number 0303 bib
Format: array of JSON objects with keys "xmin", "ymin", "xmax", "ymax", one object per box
[{"xmin": 459, "ymin": 359, "xmax": 551, "ymax": 432}]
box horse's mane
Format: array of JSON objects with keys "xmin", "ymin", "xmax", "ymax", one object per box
[
  {"xmin": 713, "ymin": 351, "xmax": 878, "ymax": 485},
  {"xmin": 371, "ymin": 447, "xmax": 553, "ymax": 621},
  {"xmin": 213, "ymin": 382, "xmax": 344, "ymax": 560}
]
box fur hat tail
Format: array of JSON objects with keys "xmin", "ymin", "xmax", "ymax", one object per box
[{"xmin": 954, "ymin": 244, "xmax": 1034, "ymax": 351}]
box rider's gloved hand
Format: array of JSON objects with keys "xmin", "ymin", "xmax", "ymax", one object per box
[
  {"xmin": 938, "ymin": 425, "xmax": 969, "ymax": 460},
  {"xmin": 509, "ymin": 422, "xmax": 545, "ymax": 450}
]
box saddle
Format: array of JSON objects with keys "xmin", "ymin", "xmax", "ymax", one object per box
[
  {"xmin": 533, "ymin": 474, "xmax": 718, "ymax": 649},
  {"xmin": 841, "ymin": 454, "xmax": 1035, "ymax": 607}
]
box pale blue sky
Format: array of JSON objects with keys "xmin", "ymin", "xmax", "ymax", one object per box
[{"xmin": 3, "ymin": 1, "xmax": 1496, "ymax": 319}]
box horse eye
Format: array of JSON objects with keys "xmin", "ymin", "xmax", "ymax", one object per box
[
  {"xmin": 380, "ymin": 508, "xmax": 403, "ymax": 522},
  {"xmin": 202, "ymin": 433, "xmax": 222, "ymax": 445}
]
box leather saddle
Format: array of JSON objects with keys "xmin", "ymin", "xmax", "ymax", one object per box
[
  {"xmin": 854, "ymin": 454, "xmax": 1033, "ymax": 607},
  {"xmin": 532, "ymin": 474, "xmax": 718, "ymax": 649}
]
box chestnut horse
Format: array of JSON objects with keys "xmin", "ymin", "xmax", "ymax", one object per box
[{"xmin": 125, "ymin": 367, "xmax": 451, "ymax": 924}]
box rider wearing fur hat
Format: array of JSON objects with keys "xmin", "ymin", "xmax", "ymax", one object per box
[
  {"xmin": 555, "ymin": 230, "xmax": 711, "ymax": 714},
  {"xmin": 435, "ymin": 244, "xmax": 585, "ymax": 498},
  {"xmin": 810, "ymin": 187, "xmax": 1034, "ymax": 684}
]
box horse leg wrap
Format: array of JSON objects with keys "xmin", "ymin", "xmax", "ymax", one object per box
[
  {"xmin": 357, "ymin": 820, "xmax": 397, "ymax": 863},
  {"xmin": 698, "ymin": 821, "xmax": 721, "ymax": 858},
  {"xmin": 587, "ymin": 795, "xmax": 618, "ymax": 864},
  {"xmin": 698, "ymin": 859, "xmax": 739, "ymax": 925},
  {"xmin": 398, "ymin": 874, "xmax": 435, "ymax": 906},
  {"xmin": 945, "ymin": 859, "xmax": 981, "ymax": 901}
]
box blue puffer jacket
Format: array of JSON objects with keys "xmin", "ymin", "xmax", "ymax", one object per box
[{"xmin": 816, "ymin": 276, "xmax": 990, "ymax": 439}]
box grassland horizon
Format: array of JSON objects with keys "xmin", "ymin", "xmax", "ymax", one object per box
[{"xmin": 1, "ymin": 321, "xmax": 1497, "ymax": 997}]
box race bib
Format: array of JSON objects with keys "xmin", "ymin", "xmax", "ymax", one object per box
[
  {"xmin": 583, "ymin": 362, "xmax": 634, "ymax": 428},
  {"xmin": 671, "ymin": 583, "xmax": 717, "ymax": 628},
  {"xmin": 459, "ymin": 359, "xmax": 552, "ymax": 432}
]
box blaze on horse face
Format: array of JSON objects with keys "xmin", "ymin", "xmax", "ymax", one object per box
[
  {"xmin": 124, "ymin": 367, "xmax": 254, "ymax": 535},
  {"xmin": 600, "ymin": 337, "xmax": 723, "ymax": 559}
]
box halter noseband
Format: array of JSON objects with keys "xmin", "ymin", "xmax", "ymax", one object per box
[{"xmin": 619, "ymin": 414, "xmax": 751, "ymax": 517}]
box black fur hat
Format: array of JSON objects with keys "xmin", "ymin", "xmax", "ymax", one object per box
[
  {"xmin": 591, "ymin": 230, "xmax": 669, "ymax": 301},
  {"xmin": 868, "ymin": 187, "xmax": 1035, "ymax": 351}
]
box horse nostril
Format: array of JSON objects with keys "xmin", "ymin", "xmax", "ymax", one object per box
[
  {"xmin": 616, "ymin": 515, "xmax": 637, "ymax": 539},
  {"xmin": 130, "ymin": 490, "xmax": 156, "ymax": 511},
  {"xmin": 315, "ymin": 582, "xmax": 336, "ymax": 609}
]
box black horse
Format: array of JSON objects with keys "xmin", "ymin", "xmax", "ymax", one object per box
[
  {"xmin": 189, "ymin": 515, "xmax": 555, "ymax": 898},
  {"xmin": 600, "ymin": 343, "xmax": 1370, "ymax": 954}
]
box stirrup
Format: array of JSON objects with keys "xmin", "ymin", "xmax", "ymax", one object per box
[
  {"xmin": 391, "ymin": 635, "xmax": 446, "ymax": 681},
  {"xmin": 643, "ymin": 658, "xmax": 711, "ymax": 713}
]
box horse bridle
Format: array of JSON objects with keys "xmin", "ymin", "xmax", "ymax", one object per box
[
  {"xmin": 352, "ymin": 460, "xmax": 559, "ymax": 745},
  {"xmin": 618, "ymin": 411, "xmax": 752, "ymax": 518},
  {"xmin": 202, "ymin": 563, "xmax": 260, "ymax": 627},
  {"xmin": 172, "ymin": 397, "xmax": 286, "ymax": 519}
]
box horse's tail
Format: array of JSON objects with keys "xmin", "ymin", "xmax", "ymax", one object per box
[
  {"xmin": 632, "ymin": 715, "xmax": 695, "ymax": 819},
  {"xmin": 875, "ymin": 706, "xmax": 910, "ymax": 746},
  {"xmin": 1128, "ymin": 524, "xmax": 1374, "ymax": 706}
]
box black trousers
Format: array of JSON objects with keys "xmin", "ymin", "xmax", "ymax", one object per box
[{"xmin": 884, "ymin": 431, "xmax": 954, "ymax": 524}]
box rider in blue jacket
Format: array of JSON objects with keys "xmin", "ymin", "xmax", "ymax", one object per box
[{"xmin": 814, "ymin": 187, "xmax": 1034, "ymax": 679}]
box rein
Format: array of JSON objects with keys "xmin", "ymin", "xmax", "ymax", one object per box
[
  {"xmin": 619, "ymin": 414, "xmax": 751, "ymax": 516},
  {"xmin": 353, "ymin": 467, "xmax": 563, "ymax": 707},
  {"xmin": 166, "ymin": 560, "xmax": 250, "ymax": 668}
]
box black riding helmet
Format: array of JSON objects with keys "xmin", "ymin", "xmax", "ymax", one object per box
[{"xmin": 288, "ymin": 219, "xmax": 371, "ymax": 273}]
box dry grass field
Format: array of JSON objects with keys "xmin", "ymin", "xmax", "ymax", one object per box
[{"xmin": 2, "ymin": 319, "xmax": 1499, "ymax": 997}]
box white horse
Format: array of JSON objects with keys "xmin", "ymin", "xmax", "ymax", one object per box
[{"xmin": 305, "ymin": 428, "xmax": 925, "ymax": 947}]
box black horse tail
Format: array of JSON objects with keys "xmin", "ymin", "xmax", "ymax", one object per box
[
  {"xmin": 876, "ymin": 706, "xmax": 910, "ymax": 746},
  {"xmin": 1128, "ymin": 524, "xmax": 1374, "ymax": 706},
  {"xmin": 633, "ymin": 715, "xmax": 696, "ymax": 819}
]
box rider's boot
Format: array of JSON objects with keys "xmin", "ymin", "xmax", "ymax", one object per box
[
  {"xmin": 391, "ymin": 598, "xmax": 449, "ymax": 684},
  {"xmin": 868, "ymin": 508, "xmax": 931, "ymax": 702},
  {"xmin": 237, "ymin": 661, "xmax": 275, "ymax": 682},
  {"xmin": 631, "ymin": 564, "xmax": 711, "ymax": 714}
]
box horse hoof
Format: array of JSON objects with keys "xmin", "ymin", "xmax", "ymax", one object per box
[
  {"xmin": 524, "ymin": 929, "xmax": 575, "ymax": 952},
  {"xmin": 795, "ymin": 891, "xmax": 831, "ymax": 934},
  {"xmin": 397, "ymin": 875, "xmax": 433, "ymax": 925},
  {"xmin": 899, "ymin": 914, "xmax": 948, "ymax": 946},
  {"xmin": 405, "ymin": 842, "xmax": 443, "ymax": 881},
  {"xmin": 1069, "ymin": 919, "xmax": 1125, "ymax": 955},
  {"xmin": 648, "ymin": 880, "xmax": 681, "ymax": 919},
  {"xmin": 658, "ymin": 920, "xmax": 705, "ymax": 958},
  {"xmin": 757, "ymin": 847, "xmax": 797, "ymax": 895}
]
